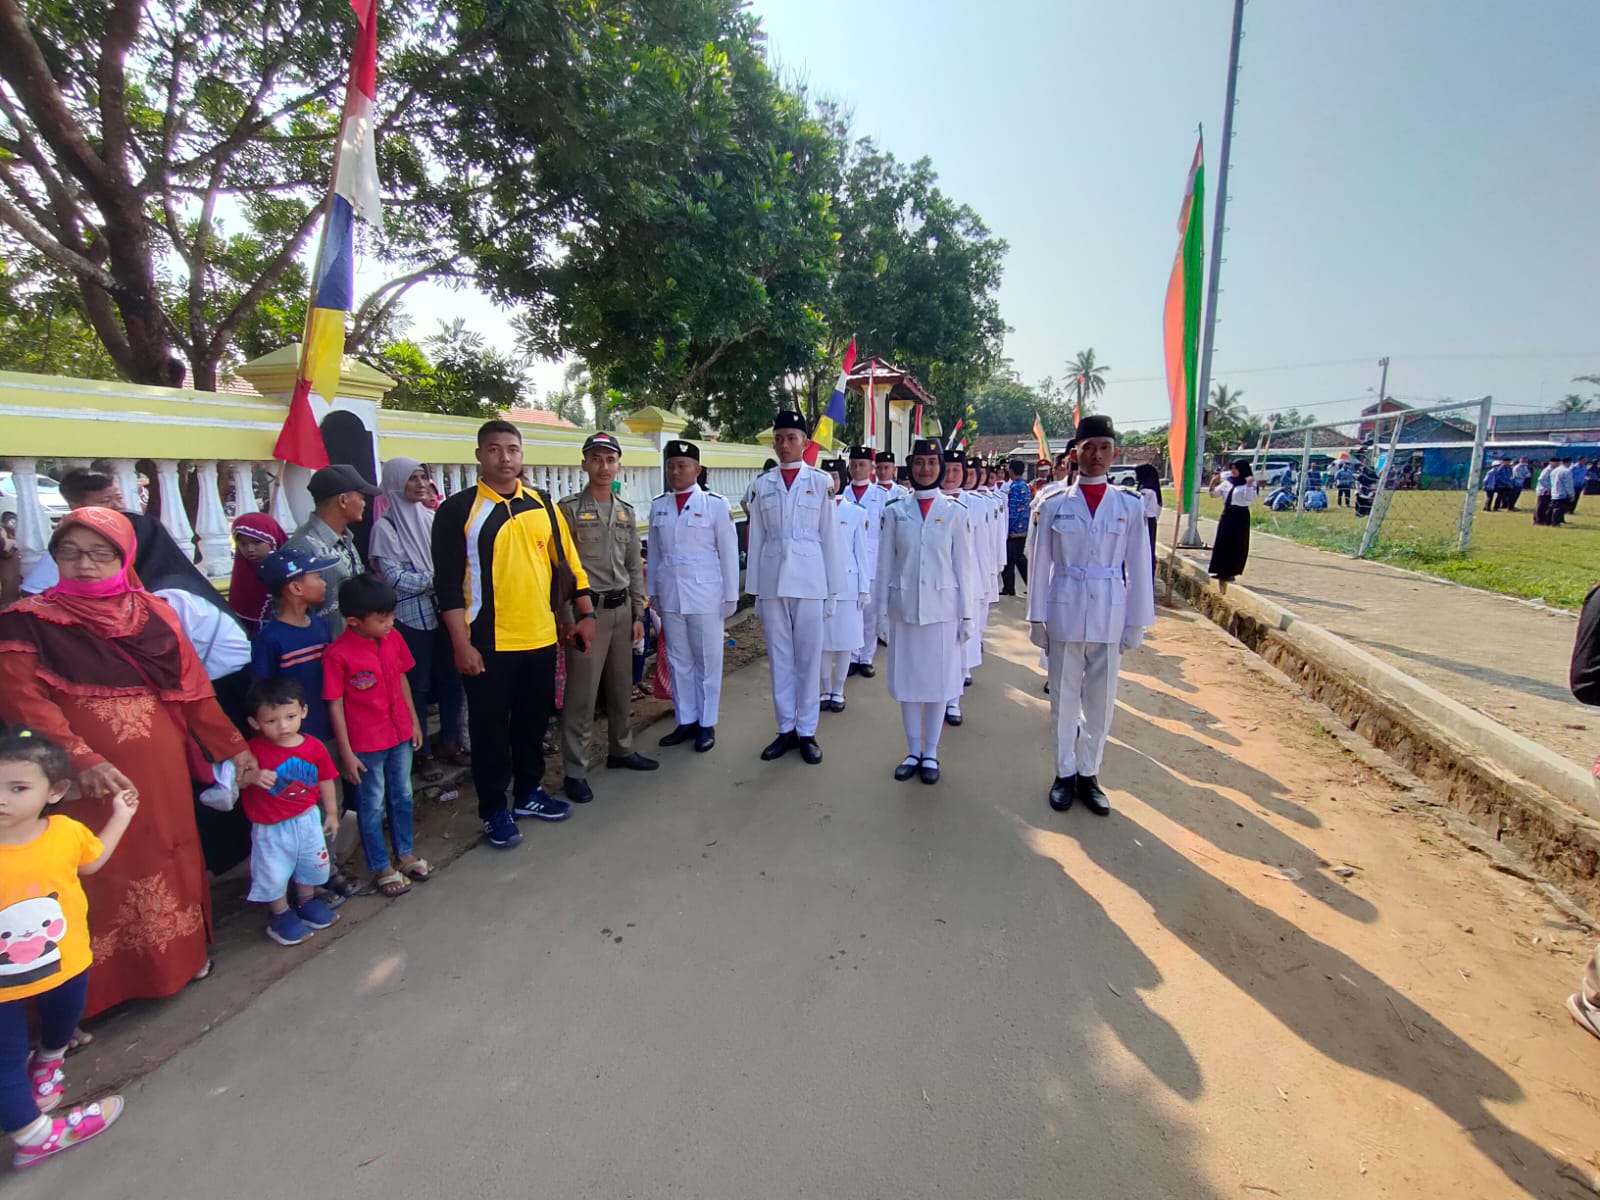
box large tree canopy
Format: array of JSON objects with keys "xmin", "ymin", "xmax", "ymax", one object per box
[{"xmin": 1, "ymin": 0, "xmax": 1009, "ymax": 435}]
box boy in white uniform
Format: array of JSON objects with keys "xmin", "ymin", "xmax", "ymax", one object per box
[
  {"xmin": 648, "ymin": 440, "xmax": 741, "ymax": 755},
  {"xmin": 1028, "ymin": 416, "xmax": 1156, "ymax": 815},
  {"xmin": 744, "ymin": 411, "xmax": 845, "ymax": 765},
  {"xmin": 840, "ymin": 445, "xmax": 890, "ymax": 677},
  {"xmin": 819, "ymin": 460, "xmax": 872, "ymax": 712},
  {"xmin": 877, "ymin": 439, "xmax": 978, "ymax": 785}
]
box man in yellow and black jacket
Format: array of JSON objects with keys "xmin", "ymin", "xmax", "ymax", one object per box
[{"xmin": 433, "ymin": 419, "xmax": 595, "ymax": 847}]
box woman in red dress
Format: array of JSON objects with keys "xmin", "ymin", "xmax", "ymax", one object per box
[{"xmin": 0, "ymin": 508, "xmax": 255, "ymax": 1019}]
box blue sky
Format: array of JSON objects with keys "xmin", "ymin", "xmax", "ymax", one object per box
[
  {"xmin": 399, "ymin": 0, "xmax": 1597, "ymax": 432},
  {"xmin": 752, "ymin": 0, "xmax": 1599, "ymax": 430}
]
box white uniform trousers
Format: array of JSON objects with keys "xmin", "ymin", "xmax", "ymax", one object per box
[
  {"xmin": 854, "ymin": 591, "xmax": 880, "ymax": 666},
  {"xmin": 759, "ymin": 596, "xmax": 824, "ymax": 737},
  {"xmin": 662, "ymin": 611, "xmax": 726, "ymax": 729},
  {"xmin": 1047, "ymin": 640, "xmax": 1122, "ymax": 778}
]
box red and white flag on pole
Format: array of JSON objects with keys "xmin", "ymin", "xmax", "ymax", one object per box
[
  {"xmin": 865, "ymin": 366, "xmax": 876, "ymax": 451},
  {"xmin": 944, "ymin": 417, "xmax": 964, "ymax": 451}
]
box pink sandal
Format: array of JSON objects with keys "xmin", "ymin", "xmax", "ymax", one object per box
[
  {"xmin": 26, "ymin": 1052, "xmax": 66, "ymax": 1113},
  {"xmin": 11, "ymin": 1097, "xmax": 123, "ymax": 1170}
]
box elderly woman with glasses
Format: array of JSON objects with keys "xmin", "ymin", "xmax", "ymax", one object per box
[{"xmin": 0, "ymin": 508, "xmax": 256, "ymax": 1025}]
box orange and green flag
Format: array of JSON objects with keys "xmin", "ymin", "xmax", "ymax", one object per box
[{"xmin": 1163, "ymin": 135, "xmax": 1205, "ymax": 510}]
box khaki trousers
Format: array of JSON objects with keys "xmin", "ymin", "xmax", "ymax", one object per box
[{"xmin": 560, "ymin": 603, "xmax": 635, "ymax": 779}]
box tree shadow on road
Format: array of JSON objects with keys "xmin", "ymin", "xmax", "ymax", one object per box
[{"xmin": 1116, "ymin": 674, "xmax": 1244, "ymax": 747}]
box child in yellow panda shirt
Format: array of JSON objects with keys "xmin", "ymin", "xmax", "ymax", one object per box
[{"xmin": 0, "ymin": 729, "xmax": 136, "ymax": 1170}]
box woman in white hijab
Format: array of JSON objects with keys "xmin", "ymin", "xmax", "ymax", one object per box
[{"xmin": 369, "ymin": 458, "xmax": 466, "ymax": 776}]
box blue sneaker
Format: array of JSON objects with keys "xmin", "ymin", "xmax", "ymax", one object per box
[
  {"xmin": 266, "ymin": 908, "xmax": 314, "ymax": 947},
  {"xmin": 511, "ymin": 788, "xmax": 571, "ymax": 822},
  {"xmin": 483, "ymin": 809, "xmax": 524, "ymax": 848},
  {"xmin": 295, "ymin": 897, "xmax": 340, "ymax": 930}
]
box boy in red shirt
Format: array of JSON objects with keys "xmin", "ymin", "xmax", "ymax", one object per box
[
  {"xmin": 239, "ymin": 677, "xmax": 341, "ymax": 946},
  {"xmin": 323, "ymin": 576, "xmax": 428, "ymax": 899}
]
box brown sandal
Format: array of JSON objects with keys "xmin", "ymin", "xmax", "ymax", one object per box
[
  {"xmin": 372, "ymin": 870, "xmax": 411, "ymax": 898},
  {"xmin": 398, "ymin": 857, "xmax": 432, "ymax": 882}
]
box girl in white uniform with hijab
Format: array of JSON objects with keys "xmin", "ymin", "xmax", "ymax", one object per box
[
  {"xmin": 819, "ymin": 459, "xmax": 871, "ymax": 713},
  {"xmin": 878, "ymin": 440, "xmax": 979, "ymax": 784}
]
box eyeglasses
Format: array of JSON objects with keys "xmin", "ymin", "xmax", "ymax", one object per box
[{"xmin": 53, "ymin": 545, "xmax": 121, "ymax": 564}]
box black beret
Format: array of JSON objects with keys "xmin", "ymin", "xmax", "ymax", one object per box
[
  {"xmin": 664, "ymin": 440, "xmax": 700, "ymax": 462},
  {"xmin": 848, "ymin": 445, "xmax": 873, "ymax": 461},
  {"xmin": 773, "ymin": 410, "xmax": 808, "ymax": 434},
  {"xmin": 945, "ymin": 448, "xmax": 967, "ymax": 466},
  {"xmin": 910, "ymin": 439, "xmax": 942, "ymax": 459},
  {"xmin": 820, "ymin": 457, "xmax": 846, "ymax": 473},
  {"xmin": 875, "ymin": 451, "xmax": 896, "ymax": 464}
]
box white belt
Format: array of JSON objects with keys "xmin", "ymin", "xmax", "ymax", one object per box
[
  {"xmin": 665, "ymin": 552, "xmax": 717, "ymax": 566},
  {"xmin": 1065, "ymin": 565, "xmax": 1119, "ymax": 581}
]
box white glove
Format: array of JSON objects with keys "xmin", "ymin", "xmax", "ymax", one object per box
[
  {"xmin": 957, "ymin": 617, "xmax": 974, "ymax": 645},
  {"xmin": 720, "ymin": 600, "xmax": 737, "ymax": 620},
  {"xmin": 1119, "ymin": 628, "xmax": 1145, "ymax": 652},
  {"xmin": 1029, "ymin": 621, "xmax": 1049, "ymax": 650},
  {"xmin": 824, "ymin": 597, "xmax": 837, "ymax": 619},
  {"xmin": 857, "ymin": 592, "xmax": 870, "ymax": 612}
]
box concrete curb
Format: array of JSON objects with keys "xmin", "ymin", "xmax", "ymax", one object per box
[{"xmin": 1163, "ymin": 552, "xmax": 1600, "ymax": 908}]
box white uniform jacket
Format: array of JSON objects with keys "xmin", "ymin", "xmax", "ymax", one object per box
[
  {"xmin": 646, "ymin": 486, "xmax": 740, "ymax": 616},
  {"xmin": 876, "ymin": 493, "xmax": 979, "ymax": 627},
  {"xmin": 841, "ymin": 481, "xmax": 889, "ymax": 580},
  {"xmin": 832, "ymin": 497, "xmax": 871, "ymax": 603},
  {"xmin": 1027, "ymin": 485, "xmax": 1156, "ymax": 644},
  {"xmin": 744, "ymin": 464, "xmax": 844, "ymax": 601}
]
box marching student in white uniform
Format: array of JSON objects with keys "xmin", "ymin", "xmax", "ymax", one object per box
[
  {"xmin": 818, "ymin": 459, "xmax": 872, "ymax": 712},
  {"xmin": 939, "ymin": 449, "xmax": 977, "ymax": 724},
  {"xmin": 874, "ymin": 451, "xmax": 909, "ymax": 498},
  {"xmin": 840, "ymin": 445, "xmax": 890, "ymax": 677},
  {"xmin": 877, "ymin": 439, "xmax": 979, "ymax": 785},
  {"xmin": 1027, "ymin": 416, "xmax": 1156, "ymax": 816},
  {"xmin": 745, "ymin": 411, "xmax": 845, "ymax": 765},
  {"xmin": 647, "ymin": 439, "xmax": 741, "ymax": 755}
]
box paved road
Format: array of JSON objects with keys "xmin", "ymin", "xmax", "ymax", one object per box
[
  {"xmin": 1174, "ymin": 520, "xmax": 1592, "ymax": 773},
  {"xmin": 14, "ymin": 604, "xmax": 1595, "ymax": 1199}
]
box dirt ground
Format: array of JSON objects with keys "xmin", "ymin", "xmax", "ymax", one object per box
[{"xmin": 29, "ymin": 600, "xmax": 1600, "ymax": 1199}]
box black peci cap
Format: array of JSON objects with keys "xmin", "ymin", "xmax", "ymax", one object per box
[
  {"xmin": 848, "ymin": 445, "xmax": 873, "ymax": 461},
  {"xmin": 664, "ymin": 439, "xmax": 700, "ymax": 461},
  {"xmin": 875, "ymin": 450, "xmax": 895, "ymax": 464},
  {"xmin": 582, "ymin": 431, "xmax": 623, "ymax": 456},
  {"xmin": 1076, "ymin": 414, "xmax": 1116, "ymax": 442},
  {"xmin": 773, "ymin": 410, "xmax": 808, "ymax": 434}
]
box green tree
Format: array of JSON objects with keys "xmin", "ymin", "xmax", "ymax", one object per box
[
  {"xmin": 1558, "ymin": 377, "xmax": 1599, "ymax": 413},
  {"xmin": 374, "ymin": 319, "xmax": 524, "ymax": 417},
  {"xmin": 0, "ymin": 249, "xmax": 121, "ymax": 378},
  {"xmin": 1064, "ymin": 348, "xmax": 1109, "ymax": 416}
]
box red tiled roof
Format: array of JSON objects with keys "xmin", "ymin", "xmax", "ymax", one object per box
[{"xmin": 502, "ymin": 407, "xmax": 579, "ymax": 429}]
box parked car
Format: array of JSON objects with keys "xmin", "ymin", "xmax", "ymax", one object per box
[
  {"xmin": 1107, "ymin": 465, "xmax": 1142, "ymax": 488},
  {"xmin": 0, "ymin": 472, "xmax": 72, "ymax": 525}
]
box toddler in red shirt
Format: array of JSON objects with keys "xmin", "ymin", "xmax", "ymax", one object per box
[
  {"xmin": 240, "ymin": 678, "xmax": 341, "ymax": 947},
  {"xmin": 323, "ymin": 576, "xmax": 428, "ymax": 899}
]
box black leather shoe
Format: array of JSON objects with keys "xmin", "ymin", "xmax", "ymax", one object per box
[
  {"xmin": 832, "ymin": 697, "xmax": 846, "ymax": 713},
  {"xmin": 658, "ymin": 723, "xmax": 698, "ymax": 747},
  {"xmin": 761, "ymin": 731, "xmax": 796, "ymax": 761},
  {"xmin": 846, "ymin": 661, "xmax": 861, "ymax": 678},
  {"xmin": 893, "ymin": 756, "xmax": 921, "ymax": 782},
  {"xmin": 919, "ymin": 759, "xmax": 940, "ymax": 785},
  {"xmin": 565, "ymin": 777, "xmax": 594, "ymax": 804},
  {"xmin": 944, "ymin": 708, "xmax": 963, "ymax": 727},
  {"xmin": 1077, "ymin": 774, "xmax": 1111, "ymax": 815},
  {"xmin": 798, "ymin": 736, "xmax": 823, "ymax": 765},
  {"xmin": 1048, "ymin": 776, "xmax": 1076, "ymax": 812},
  {"xmin": 857, "ymin": 663, "xmax": 875, "ymax": 678},
  {"xmin": 694, "ymin": 726, "xmax": 716, "ymax": 753},
  {"xmin": 607, "ymin": 752, "xmax": 659, "ymax": 771}
]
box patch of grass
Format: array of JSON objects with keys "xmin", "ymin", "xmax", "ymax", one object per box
[{"xmin": 1196, "ymin": 491, "xmax": 1598, "ymax": 610}]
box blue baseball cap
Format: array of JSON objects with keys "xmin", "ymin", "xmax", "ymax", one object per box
[{"xmin": 257, "ymin": 547, "xmax": 340, "ymax": 588}]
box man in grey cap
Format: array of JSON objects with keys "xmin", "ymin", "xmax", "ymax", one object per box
[
  {"xmin": 556, "ymin": 432, "xmax": 655, "ymax": 804},
  {"xmin": 284, "ymin": 463, "xmax": 378, "ymax": 639}
]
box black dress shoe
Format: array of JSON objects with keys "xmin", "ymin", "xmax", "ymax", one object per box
[
  {"xmin": 798, "ymin": 736, "xmax": 823, "ymax": 765},
  {"xmin": 832, "ymin": 696, "xmax": 846, "ymax": 713},
  {"xmin": 846, "ymin": 661, "xmax": 861, "ymax": 678},
  {"xmin": 565, "ymin": 777, "xmax": 595, "ymax": 804},
  {"xmin": 944, "ymin": 709, "xmax": 963, "ymax": 727},
  {"xmin": 893, "ymin": 756, "xmax": 921, "ymax": 782},
  {"xmin": 761, "ymin": 731, "xmax": 796, "ymax": 761},
  {"xmin": 1048, "ymin": 776, "xmax": 1077, "ymax": 811},
  {"xmin": 1077, "ymin": 774, "xmax": 1111, "ymax": 815},
  {"xmin": 693, "ymin": 726, "xmax": 716, "ymax": 753},
  {"xmin": 919, "ymin": 759, "xmax": 940, "ymax": 785},
  {"xmin": 658, "ymin": 723, "xmax": 698, "ymax": 747},
  {"xmin": 857, "ymin": 663, "xmax": 875, "ymax": 678},
  {"xmin": 607, "ymin": 752, "xmax": 659, "ymax": 771}
]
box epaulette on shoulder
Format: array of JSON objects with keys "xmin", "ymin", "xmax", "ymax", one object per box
[
  {"xmin": 703, "ymin": 489, "xmax": 725, "ymax": 499},
  {"xmin": 653, "ymin": 490, "xmax": 670, "ymax": 501}
]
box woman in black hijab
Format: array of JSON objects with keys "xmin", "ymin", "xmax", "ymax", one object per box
[
  {"xmin": 1207, "ymin": 460, "xmax": 1257, "ymax": 582},
  {"xmin": 1134, "ymin": 463, "xmax": 1162, "ymax": 582}
]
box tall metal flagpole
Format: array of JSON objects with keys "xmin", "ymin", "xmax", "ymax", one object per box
[{"xmin": 1180, "ymin": 0, "xmax": 1245, "ymax": 547}]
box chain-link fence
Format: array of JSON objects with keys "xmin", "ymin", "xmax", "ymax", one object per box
[{"xmin": 1219, "ymin": 397, "xmax": 1493, "ymax": 561}]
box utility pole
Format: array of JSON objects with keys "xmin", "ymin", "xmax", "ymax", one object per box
[
  {"xmin": 1180, "ymin": 0, "xmax": 1245, "ymax": 547},
  {"xmin": 1375, "ymin": 356, "xmax": 1390, "ymax": 417}
]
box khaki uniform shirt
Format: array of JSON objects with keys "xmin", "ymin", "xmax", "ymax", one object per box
[{"xmin": 557, "ymin": 489, "xmax": 644, "ymax": 622}]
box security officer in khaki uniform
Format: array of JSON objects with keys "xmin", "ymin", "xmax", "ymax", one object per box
[{"xmin": 557, "ymin": 432, "xmax": 657, "ymax": 804}]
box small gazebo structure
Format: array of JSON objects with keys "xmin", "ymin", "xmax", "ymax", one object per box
[{"xmin": 844, "ymin": 356, "xmax": 937, "ymax": 462}]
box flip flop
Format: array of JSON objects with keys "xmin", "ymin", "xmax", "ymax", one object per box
[
  {"xmin": 1567, "ymin": 993, "xmax": 1600, "ymax": 1041},
  {"xmin": 372, "ymin": 870, "xmax": 411, "ymax": 899},
  {"xmin": 398, "ymin": 858, "xmax": 433, "ymax": 882},
  {"xmin": 413, "ymin": 756, "xmax": 446, "ymax": 784}
]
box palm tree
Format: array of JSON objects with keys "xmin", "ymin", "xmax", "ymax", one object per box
[
  {"xmin": 1064, "ymin": 348, "xmax": 1109, "ymax": 416},
  {"xmin": 1207, "ymin": 382, "xmax": 1246, "ymax": 427},
  {"xmin": 1557, "ymin": 393, "xmax": 1595, "ymax": 415}
]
